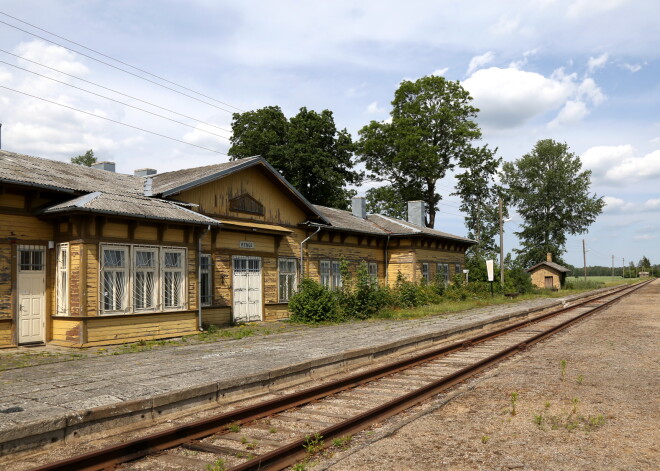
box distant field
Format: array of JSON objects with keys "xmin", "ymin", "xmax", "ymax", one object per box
[{"xmin": 569, "ymin": 275, "xmax": 643, "ymax": 285}]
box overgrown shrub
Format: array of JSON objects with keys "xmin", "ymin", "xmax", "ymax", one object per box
[
  {"xmin": 504, "ymin": 266, "xmax": 534, "ymax": 294},
  {"xmin": 289, "ymin": 278, "xmax": 340, "ymax": 322},
  {"xmin": 564, "ymin": 279, "xmax": 604, "ymax": 290},
  {"xmin": 339, "ymin": 262, "xmax": 391, "ymax": 319}
]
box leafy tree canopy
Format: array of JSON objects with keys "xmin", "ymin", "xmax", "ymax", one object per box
[
  {"xmin": 638, "ymin": 256, "xmax": 651, "ymax": 269},
  {"xmin": 356, "ymin": 76, "xmax": 481, "ymax": 227},
  {"xmin": 501, "ymin": 139, "xmax": 604, "ymax": 267},
  {"xmin": 71, "ymin": 149, "xmax": 96, "ymax": 166},
  {"xmin": 228, "ymin": 106, "xmax": 361, "ymax": 209}
]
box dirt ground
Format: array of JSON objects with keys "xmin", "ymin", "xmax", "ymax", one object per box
[{"xmin": 316, "ymin": 280, "xmax": 659, "ymax": 471}]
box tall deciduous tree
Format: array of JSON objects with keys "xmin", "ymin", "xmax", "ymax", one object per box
[
  {"xmin": 453, "ymin": 144, "xmax": 504, "ymax": 257},
  {"xmin": 71, "ymin": 149, "xmax": 96, "ymax": 166},
  {"xmin": 501, "ymin": 139, "xmax": 604, "ymax": 267},
  {"xmin": 356, "ymin": 76, "xmax": 481, "ymax": 227},
  {"xmin": 229, "ymin": 106, "xmax": 360, "ymax": 209}
]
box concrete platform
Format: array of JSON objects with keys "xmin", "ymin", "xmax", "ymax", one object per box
[{"xmin": 0, "ymin": 287, "xmax": 620, "ymax": 456}]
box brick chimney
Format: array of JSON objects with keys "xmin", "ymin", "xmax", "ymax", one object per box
[{"xmin": 546, "ymin": 253, "xmax": 553, "ymax": 262}]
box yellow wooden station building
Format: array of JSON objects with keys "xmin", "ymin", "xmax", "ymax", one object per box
[{"xmin": 0, "ymin": 150, "xmax": 474, "ymax": 348}]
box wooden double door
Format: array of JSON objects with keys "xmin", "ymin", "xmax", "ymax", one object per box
[{"xmin": 232, "ymin": 256, "xmax": 262, "ymax": 323}]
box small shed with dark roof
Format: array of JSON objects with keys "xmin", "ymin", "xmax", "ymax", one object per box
[{"xmin": 526, "ymin": 253, "xmax": 571, "ymax": 290}]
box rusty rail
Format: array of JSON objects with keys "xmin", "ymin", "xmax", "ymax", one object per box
[{"xmin": 31, "ymin": 280, "xmax": 652, "ymax": 471}]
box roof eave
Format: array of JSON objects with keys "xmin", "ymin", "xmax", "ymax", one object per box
[
  {"xmin": 39, "ymin": 207, "xmax": 222, "ymax": 227},
  {"xmin": 0, "ymin": 177, "xmax": 78, "ymax": 195}
]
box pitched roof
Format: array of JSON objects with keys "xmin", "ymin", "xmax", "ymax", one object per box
[
  {"xmin": 0, "ymin": 150, "xmax": 143, "ymax": 195},
  {"xmin": 313, "ymin": 205, "xmax": 476, "ymax": 243},
  {"xmin": 525, "ymin": 261, "xmax": 571, "ymax": 273},
  {"xmin": 41, "ymin": 192, "xmax": 220, "ymax": 226}
]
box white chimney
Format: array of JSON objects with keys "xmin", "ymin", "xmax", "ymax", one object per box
[
  {"xmin": 352, "ymin": 196, "xmax": 367, "ymax": 219},
  {"xmin": 92, "ymin": 161, "xmax": 115, "ymax": 172},
  {"xmin": 407, "ymin": 200, "xmax": 426, "ymax": 227},
  {"xmin": 134, "ymin": 168, "xmax": 157, "ymax": 177}
]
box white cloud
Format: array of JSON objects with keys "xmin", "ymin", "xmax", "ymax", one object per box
[
  {"xmin": 577, "ymin": 77, "xmax": 605, "ymax": 104},
  {"xmin": 622, "ymin": 62, "xmax": 643, "ymax": 73},
  {"xmin": 602, "ymin": 196, "xmax": 635, "ymax": 213},
  {"xmin": 567, "ymin": 0, "xmax": 629, "ymax": 18},
  {"xmin": 587, "ymin": 53, "xmax": 608, "ymax": 73},
  {"xmin": 463, "ymin": 67, "xmax": 572, "ymax": 128},
  {"xmin": 509, "ymin": 48, "xmax": 539, "ymax": 69},
  {"xmin": 431, "ymin": 67, "xmax": 449, "ymax": 77},
  {"xmin": 634, "ymin": 234, "xmax": 657, "ymax": 240},
  {"xmin": 466, "ymin": 51, "xmax": 495, "ymax": 75},
  {"xmin": 645, "ymin": 198, "xmax": 660, "ymax": 210},
  {"xmin": 581, "ymin": 145, "xmax": 660, "ymax": 184},
  {"xmin": 489, "ymin": 16, "xmax": 520, "ymax": 35},
  {"xmin": 366, "ymin": 101, "xmax": 385, "ymax": 114},
  {"xmin": 14, "ymin": 40, "xmax": 89, "ymax": 76},
  {"xmin": 549, "ymin": 100, "xmax": 589, "ymax": 127}
]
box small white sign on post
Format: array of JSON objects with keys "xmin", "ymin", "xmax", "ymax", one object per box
[{"xmin": 486, "ymin": 260, "xmax": 495, "ymax": 282}]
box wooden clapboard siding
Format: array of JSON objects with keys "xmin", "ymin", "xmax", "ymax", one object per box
[
  {"xmin": 387, "ymin": 248, "xmax": 417, "ymax": 284},
  {"xmin": 85, "ymin": 244, "xmax": 99, "ymax": 315},
  {"xmin": 0, "ymin": 192, "xmax": 25, "ymax": 209},
  {"xmin": 0, "ymin": 214, "xmax": 53, "ymax": 240},
  {"xmin": 69, "ymin": 242, "xmax": 84, "ymax": 316},
  {"xmin": 213, "ymin": 253, "xmax": 232, "ymax": 307},
  {"xmin": 83, "ymin": 311, "xmax": 198, "ymax": 346},
  {"xmin": 187, "ymin": 247, "xmax": 198, "ymax": 310},
  {"xmin": 202, "ymin": 307, "xmax": 231, "ymax": 327},
  {"xmin": 103, "ymin": 222, "xmax": 128, "ymax": 239},
  {"xmin": 134, "ymin": 225, "xmax": 158, "ymax": 241},
  {"xmin": 263, "ymin": 256, "xmax": 278, "ymax": 304},
  {"xmin": 51, "ymin": 318, "xmax": 83, "ymax": 345},
  {"xmin": 178, "ymin": 166, "xmax": 308, "ymax": 225},
  {"xmin": 164, "ymin": 227, "xmax": 184, "ymax": 243},
  {"xmin": 216, "ymin": 230, "xmax": 274, "ymax": 254},
  {"xmin": 265, "ymin": 304, "xmax": 289, "ymax": 321},
  {"xmin": 0, "ymin": 320, "xmax": 13, "ymax": 347},
  {"xmin": 0, "ymin": 243, "xmax": 11, "ymax": 320}
]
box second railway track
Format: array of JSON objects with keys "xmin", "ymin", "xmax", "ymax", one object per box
[{"xmin": 32, "ymin": 280, "xmax": 652, "ymax": 471}]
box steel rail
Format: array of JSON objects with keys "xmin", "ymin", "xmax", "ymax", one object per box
[{"xmin": 30, "ymin": 280, "xmax": 651, "ymax": 471}]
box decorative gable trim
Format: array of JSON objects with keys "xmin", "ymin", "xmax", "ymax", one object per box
[{"xmin": 229, "ymin": 193, "xmax": 264, "ymax": 216}]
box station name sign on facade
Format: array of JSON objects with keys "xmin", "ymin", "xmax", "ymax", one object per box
[{"xmin": 239, "ymin": 241, "xmax": 255, "ymax": 249}]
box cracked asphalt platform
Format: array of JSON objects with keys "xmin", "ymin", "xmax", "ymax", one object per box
[{"xmin": 0, "ymin": 288, "xmax": 617, "ymax": 456}]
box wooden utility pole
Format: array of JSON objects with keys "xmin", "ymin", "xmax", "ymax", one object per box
[
  {"xmin": 582, "ymin": 239, "xmax": 587, "ymax": 281},
  {"xmin": 499, "ymin": 197, "xmax": 504, "ymax": 287}
]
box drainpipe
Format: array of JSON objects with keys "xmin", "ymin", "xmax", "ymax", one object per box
[
  {"xmin": 300, "ymin": 226, "xmax": 322, "ymax": 278},
  {"xmin": 384, "ymin": 235, "xmax": 391, "ymax": 287},
  {"xmin": 198, "ymin": 225, "xmax": 210, "ymax": 331}
]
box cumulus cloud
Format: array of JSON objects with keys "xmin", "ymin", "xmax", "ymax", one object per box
[
  {"xmin": 15, "ymin": 40, "xmax": 90, "ymax": 76},
  {"xmin": 509, "ymin": 49, "xmax": 538, "ymax": 69},
  {"xmin": 466, "ymin": 51, "xmax": 495, "ymax": 75},
  {"xmin": 602, "ymin": 196, "xmax": 635, "ymax": 213},
  {"xmin": 431, "ymin": 67, "xmax": 449, "ymax": 77},
  {"xmin": 463, "ymin": 67, "xmax": 572, "ymax": 128},
  {"xmin": 549, "ymin": 100, "xmax": 588, "ymax": 127},
  {"xmin": 577, "ymin": 77, "xmax": 606, "ymax": 105},
  {"xmin": 587, "ymin": 53, "xmax": 608, "ymax": 73},
  {"xmin": 366, "ymin": 101, "xmax": 385, "ymax": 114},
  {"xmin": 581, "ymin": 145, "xmax": 660, "ymax": 184}
]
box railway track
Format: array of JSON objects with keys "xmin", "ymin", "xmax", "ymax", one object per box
[{"xmin": 31, "ymin": 280, "xmax": 652, "ymax": 471}]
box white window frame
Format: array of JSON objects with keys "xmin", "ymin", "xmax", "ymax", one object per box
[
  {"xmin": 133, "ymin": 247, "xmax": 158, "ymax": 311},
  {"xmin": 99, "ymin": 244, "xmax": 187, "ymax": 315},
  {"xmin": 100, "ymin": 245, "xmax": 129, "ymax": 313},
  {"xmin": 422, "ymin": 263, "xmax": 430, "ymax": 283},
  {"xmin": 437, "ymin": 263, "xmax": 450, "ymax": 285},
  {"xmin": 278, "ymin": 257, "xmax": 297, "ymax": 302},
  {"xmin": 331, "ymin": 260, "xmax": 342, "ymax": 290},
  {"xmin": 200, "ymin": 254, "xmax": 212, "ymax": 307},
  {"xmin": 320, "ymin": 260, "xmax": 331, "ymax": 289},
  {"xmin": 162, "ymin": 248, "xmax": 186, "ymax": 311},
  {"xmin": 368, "ymin": 262, "xmax": 378, "ymax": 284},
  {"xmin": 56, "ymin": 243, "xmax": 69, "ymax": 315}
]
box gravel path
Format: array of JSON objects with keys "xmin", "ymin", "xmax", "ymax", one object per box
[{"xmin": 316, "ymin": 280, "xmax": 659, "ymax": 471}]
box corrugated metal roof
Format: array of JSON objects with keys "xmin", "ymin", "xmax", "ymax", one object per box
[
  {"xmin": 41, "ymin": 192, "xmax": 220, "ymax": 226},
  {"xmin": 215, "ymin": 219, "xmax": 293, "ymax": 233},
  {"xmin": 315, "ymin": 205, "xmax": 388, "ymax": 234},
  {"xmin": 368, "ymin": 214, "xmax": 476, "ymax": 243},
  {"xmin": 0, "ymin": 150, "xmax": 143, "ymax": 195},
  {"xmin": 525, "ymin": 261, "xmax": 571, "ymax": 273}
]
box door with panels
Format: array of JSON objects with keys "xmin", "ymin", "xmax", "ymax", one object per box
[
  {"xmin": 17, "ymin": 245, "xmax": 46, "ymax": 344},
  {"xmin": 232, "ymin": 256, "xmax": 262, "ymax": 322}
]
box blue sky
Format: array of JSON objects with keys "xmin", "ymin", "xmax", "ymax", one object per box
[{"xmin": 0, "ymin": 0, "xmax": 658, "ymax": 269}]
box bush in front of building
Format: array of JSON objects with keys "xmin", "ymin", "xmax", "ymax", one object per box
[
  {"xmin": 504, "ymin": 266, "xmax": 534, "ymax": 294},
  {"xmin": 339, "ymin": 262, "xmax": 392, "ymax": 319},
  {"xmin": 289, "ymin": 278, "xmax": 341, "ymax": 322}
]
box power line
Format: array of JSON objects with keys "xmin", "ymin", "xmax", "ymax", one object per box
[
  {"xmin": 0, "ymin": 18, "xmax": 240, "ymax": 115},
  {"xmin": 0, "ymin": 85, "xmax": 227, "ymax": 155},
  {"xmin": 1, "ymin": 60, "xmax": 230, "ymax": 141},
  {"xmin": 0, "ymin": 49, "xmax": 232, "ymax": 134},
  {"xmin": 0, "ymin": 11, "xmax": 244, "ymax": 112}
]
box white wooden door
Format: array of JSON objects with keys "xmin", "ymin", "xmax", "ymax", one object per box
[
  {"xmin": 232, "ymin": 256, "xmax": 262, "ymax": 323},
  {"xmin": 18, "ymin": 246, "xmax": 46, "ymax": 344}
]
